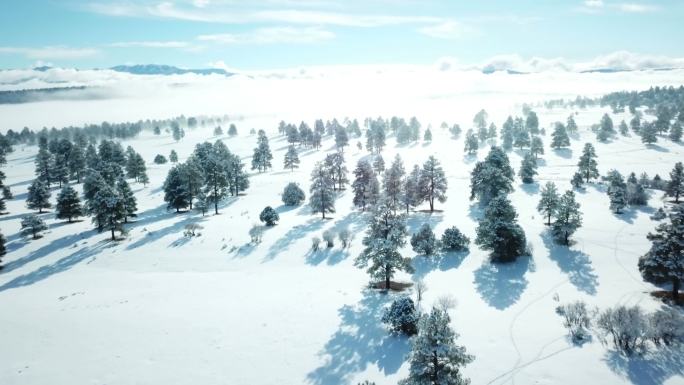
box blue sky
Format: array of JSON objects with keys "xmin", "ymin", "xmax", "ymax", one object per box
[{"xmin": 0, "ymin": 0, "xmax": 682, "ymax": 70}]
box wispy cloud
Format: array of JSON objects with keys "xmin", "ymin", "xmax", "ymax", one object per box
[
  {"xmin": 198, "ymin": 27, "xmax": 334, "ymax": 44},
  {"xmin": 109, "ymin": 41, "xmax": 190, "ymax": 48},
  {"xmin": 0, "ymin": 46, "xmax": 99, "ymax": 60},
  {"xmin": 577, "ymin": 0, "xmax": 659, "ymax": 13},
  {"xmin": 418, "ymin": 21, "xmax": 473, "ymax": 40}
]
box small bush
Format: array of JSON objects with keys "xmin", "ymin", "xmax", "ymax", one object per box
[
  {"xmin": 259, "ymin": 206, "xmax": 279, "ymax": 226},
  {"xmin": 322, "ymin": 230, "xmax": 335, "ymax": 248},
  {"xmin": 282, "ymin": 182, "xmax": 306, "ymax": 206},
  {"xmin": 556, "ymin": 301, "xmax": 592, "ymax": 342},
  {"xmin": 249, "ymin": 224, "xmax": 264, "ymax": 244},
  {"xmin": 596, "ymin": 305, "xmax": 649, "ymax": 354},
  {"xmin": 183, "ymin": 223, "xmax": 203, "ymax": 237},
  {"xmin": 410, "ymin": 223, "xmax": 439, "ymax": 256},
  {"xmin": 338, "ymin": 228, "xmax": 351, "ymax": 249},
  {"xmin": 154, "ymin": 154, "xmax": 168, "ymax": 164},
  {"xmin": 311, "ymin": 237, "xmax": 321, "ymax": 252},
  {"xmin": 648, "ymin": 308, "xmax": 684, "ymax": 346},
  {"xmin": 381, "ymin": 296, "xmax": 418, "ymax": 336},
  {"xmin": 441, "ymin": 226, "xmax": 470, "ymax": 252}
]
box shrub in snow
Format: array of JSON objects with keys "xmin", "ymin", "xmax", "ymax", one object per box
[
  {"xmin": 249, "ymin": 224, "xmax": 264, "ymax": 244},
  {"xmin": 556, "ymin": 301, "xmax": 592, "ymax": 342},
  {"xmin": 648, "ymin": 307, "xmax": 684, "ymax": 346},
  {"xmin": 322, "ymin": 230, "xmax": 335, "ymax": 248},
  {"xmin": 20, "ymin": 214, "xmax": 47, "ymax": 239},
  {"xmin": 596, "ymin": 305, "xmax": 648, "ymax": 354},
  {"xmin": 381, "ymin": 296, "xmax": 419, "ymax": 336},
  {"xmin": 338, "ymin": 228, "xmax": 351, "ymax": 249},
  {"xmin": 571, "ymin": 172, "xmax": 584, "ymax": 189},
  {"xmin": 411, "ymin": 223, "xmax": 439, "ymax": 256},
  {"xmin": 440, "ymin": 226, "xmax": 470, "ymax": 252},
  {"xmin": 2, "ymin": 186, "xmax": 12, "ymax": 200},
  {"xmin": 154, "ymin": 154, "xmax": 168, "ymax": 164},
  {"xmin": 259, "ymin": 206, "xmax": 279, "ymax": 226},
  {"xmin": 183, "ymin": 223, "xmax": 203, "ymax": 237},
  {"xmin": 650, "ymin": 207, "xmax": 667, "ymax": 221},
  {"xmin": 282, "ymin": 182, "xmax": 305, "ymax": 206},
  {"xmin": 311, "ymin": 237, "xmax": 321, "ymax": 252}
]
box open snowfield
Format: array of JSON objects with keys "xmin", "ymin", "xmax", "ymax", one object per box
[{"xmin": 1, "ymin": 68, "xmax": 683, "ymax": 385}]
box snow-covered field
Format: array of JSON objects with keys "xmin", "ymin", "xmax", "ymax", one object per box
[{"xmin": 0, "ymin": 69, "xmax": 683, "ymax": 385}]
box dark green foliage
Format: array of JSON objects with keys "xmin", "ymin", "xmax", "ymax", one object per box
[
  {"xmin": 441, "ymin": 226, "xmax": 470, "ymax": 252},
  {"xmin": 475, "ymin": 195, "xmax": 527, "ymax": 263},
  {"xmin": 259, "ymin": 206, "xmax": 279, "ymax": 226},
  {"xmin": 382, "ymin": 296, "xmax": 418, "ymax": 336}
]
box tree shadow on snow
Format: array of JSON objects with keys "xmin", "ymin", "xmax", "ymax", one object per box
[
  {"xmin": 541, "ymin": 232, "xmax": 598, "ymax": 295},
  {"xmin": 604, "ymin": 345, "xmax": 684, "ymax": 385},
  {"xmin": 412, "ymin": 250, "xmax": 469, "ymax": 279},
  {"xmin": 264, "ymin": 217, "xmax": 325, "ymax": 261},
  {"xmin": 520, "ymin": 183, "xmax": 540, "ymax": 195},
  {"xmin": 306, "ymin": 290, "xmax": 410, "ymax": 385},
  {"xmin": 473, "ymin": 256, "xmax": 531, "ymax": 310},
  {"xmin": 0, "ymin": 240, "xmax": 115, "ymax": 292},
  {"xmin": 406, "ymin": 212, "xmax": 444, "ymax": 234},
  {"xmin": 305, "ymin": 211, "xmax": 366, "ymax": 265},
  {"xmin": 553, "ymin": 148, "xmax": 573, "ymax": 159}
]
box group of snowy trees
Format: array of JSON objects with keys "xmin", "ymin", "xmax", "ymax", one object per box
[
  {"xmin": 537, "ymin": 182, "xmax": 583, "ymax": 244},
  {"xmin": 0, "ymin": 134, "xmax": 14, "ymax": 214},
  {"xmin": 163, "ymin": 140, "xmax": 249, "ymax": 215}
]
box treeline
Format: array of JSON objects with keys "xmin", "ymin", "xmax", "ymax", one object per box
[{"xmin": 0, "ymin": 86, "xmax": 89, "ymax": 104}]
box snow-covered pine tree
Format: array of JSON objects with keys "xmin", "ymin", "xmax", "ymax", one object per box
[
  {"xmin": 179, "ymin": 159, "xmax": 204, "ymax": 209},
  {"xmin": 463, "ymin": 129, "xmax": 478, "ymax": 155},
  {"xmin": 226, "ymin": 153, "xmax": 249, "ymax": 197},
  {"xmin": 537, "ymin": 182, "xmax": 560, "ymax": 225},
  {"xmin": 619, "ymin": 120, "xmax": 629, "ymax": 136},
  {"xmin": 423, "ymin": 127, "xmax": 432, "ymax": 142},
  {"xmin": 411, "ymin": 223, "xmax": 439, "ymax": 256},
  {"xmin": 309, "ymin": 162, "xmax": 335, "ymax": 219},
  {"xmin": 169, "ymin": 149, "xmax": 179, "ymax": 163},
  {"xmin": 441, "ymin": 226, "xmax": 470, "ymax": 252},
  {"xmin": 68, "ymin": 144, "xmax": 86, "ymax": 183},
  {"xmin": 501, "ymin": 116, "xmax": 514, "ymax": 150},
  {"xmin": 164, "ymin": 165, "xmax": 192, "ymax": 212},
  {"xmin": 117, "ymin": 177, "xmax": 137, "ymax": 223},
  {"xmin": 352, "ymin": 159, "xmax": 379, "ymax": 211},
  {"xmin": 640, "ymin": 122, "xmax": 658, "ymax": 144},
  {"xmin": 551, "ymin": 122, "xmax": 570, "ymax": 149},
  {"xmin": 382, "ymin": 296, "xmax": 418, "ymax": 336},
  {"xmin": 470, "ymin": 146, "xmax": 514, "ymax": 205},
  {"xmin": 530, "ymin": 136, "xmax": 544, "ymax": 159},
  {"xmin": 194, "ymin": 190, "xmax": 208, "ymax": 216},
  {"xmin": 90, "ymin": 184, "xmax": 127, "ymax": 240},
  {"xmin": 259, "ymin": 206, "xmax": 279, "ymax": 226},
  {"xmin": 401, "ymin": 165, "xmax": 421, "ymax": 214},
  {"xmin": 598, "ymin": 113, "xmax": 615, "ymax": 141},
  {"xmin": 670, "ymin": 122, "xmax": 683, "ymax": 142},
  {"xmin": 666, "ymin": 162, "xmax": 683, "ymax": 203},
  {"xmin": 55, "ymin": 184, "xmax": 83, "ymax": 223},
  {"xmin": 20, "ymin": 214, "xmax": 47, "ymax": 239},
  {"xmin": 578, "ymin": 143, "xmax": 599, "ymax": 183},
  {"xmin": 399, "ymin": 307, "xmax": 473, "ymax": 385},
  {"xmin": 335, "ymin": 125, "xmax": 349, "ymax": 151},
  {"xmin": 514, "ymin": 124, "xmax": 531, "ymax": 150},
  {"xmin": 373, "ymin": 154, "xmax": 385, "ymax": 174},
  {"xmin": 251, "ymin": 130, "xmax": 273, "ymax": 172},
  {"xmin": 354, "ymin": 198, "xmax": 412, "ymax": 289},
  {"xmin": 282, "ymin": 182, "xmax": 305, "ymax": 206},
  {"xmin": 34, "ymin": 147, "xmax": 53, "ymax": 186},
  {"xmin": 518, "ymin": 153, "xmax": 538, "ymax": 184},
  {"xmin": 283, "ymin": 145, "xmax": 300, "ymax": 171},
  {"xmin": 228, "ymin": 123, "xmax": 237, "ymax": 136},
  {"xmin": 418, "ymin": 156, "xmax": 447, "ymax": 212},
  {"xmin": 324, "ymin": 152, "xmax": 349, "ymax": 191},
  {"xmin": 638, "ymin": 204, "xmax": 684, "ymax": 301},
  {"xmin": 566, "ymin": 114, "xmax": 578, "ymax": 135},
  {"xmin": 606, "ymin": 170, "xmax": 627, "ymax": 214},
  {"xmin": 26, "ymin": 178, "xmax": 51, "ymax": 213},
  {"xmin": 475, "ymin": 195, "xmax": 527, "ymax": 263},
  {"xmin": 383, "ymin": 154, "xmax": 406, "ymax": 209},
  {"xmin": 552, "ymin": 190, "xmax": 582, "ymax": 245}
]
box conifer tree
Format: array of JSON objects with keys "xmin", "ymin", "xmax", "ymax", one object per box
[
  {"xmin": 464, "ymin": 129, "xmax": 478, "ymax": 155},
  {"xmin": 169, "ymin": 149, "xmax": 179, "ymax": 163},
  {"xmin": 20, "ymin": 214, "xmax": 47, "ymax": 239},
  {"xmin": 26, "ymin": 178, "xmax": 51, "ymax": 213},
  {"xmin": 259, "ymin": 206, "xmax": 279, "ymax": 226},
  {"xmin": 423, "ymin": 127, "xmax": 432, "ymax": 142},
  {"xmin": 194, "ymin": 191, "xmax": 208, "ymax": 216},
  {"xmin": 551, "ymin": 122, "xmax": 570, "ymax": 149},
  {"xmin": 68, "ymin": 144, "xmax": 86, "ymax": 183},
  {"xmin": 670, "ymin": 122, "xmax": 682, "ymax": 142},
  {"xmin": 227, "ymin": 153, "xmax": 249, "ymax": 197},
  {"xmin": 325, "ymin": 152, "xmax": 349, "ymax": 191},
  {"xmin": 518, "ymin": 153, "xmax": 538, "ymax": 184},
  {"xmin": 164, "ymin": 166, "xmax": 191, "ymax": 212},
  {"xmin": 55, "ymin": 184, "xmax": 83, "ymax": 222},
  {"xmin": 373, "ymin": 154, "xmax": 385, "ymax": 174},
  {"xmin": 475, "ymin": 195, "xmax": 527, "ymax": 262},
  {"xmin": 606, "ymin": 170, "xmax": 627, "ymax": 214},
  {"xmin": 501, "ymin": 116, "xmax": 514, "ymax": 150},
  {"xmin": 401, "ymin": 165, "xmax": 421, "ymax": 214},
  {"xmin": 283, "ymin": 145, "xmax": 300, "ymax": 171},
  {"xmin": 598, "ymin": 113, "xmax": 615, "ymax": 141},
  {"xmin": 90, "ymin": 184, "xmax": 127, "ymax": 240},
  {"xmin": 335, "ymin": 125, "xmax": 349, "ymax": 150},
  {"xmin": 566, "ymin": 115, "xmax": 578, "ymax": 135},
  {"xmin": 419, "ymin": 156, "xmax": 448, "ymax": 212},
  {"xmin": 537, "ymin": 182, "xmax": 560, "ymax": 226},
  {"xmin": 530, "ymin": 136, "xmax": 544, "ymax": 159},
  {"xmin": 640, "ymin": 122, "xmax": 658, "ymax": 144},
  {"xmin": 35, "ymin": 147, "xmax": 53, "ymax": 186},
  {"xmin": 228, "ymin": 123, "xmax": 238, "ymax": 136},
  {"xmin": 282, "ymin": 182, "xmax": 305, "ymax": 206},
  {"xmin": 619, "ymin": 120, "xmax": 629, "ymax": 136},
  {"xmin": 552, "ymin": 190, "xmax": 582, "ymax": 245},
  {"xmin": 251, "ymin": 130, "xmax": 273, "ymax": 172},
  {"xmin": 470, "ymin": 147, "xmax": 514, "ymax": 205},
  {"xmin": 117, "ymin": 177, "xmax": 137, "ymax": 222},
  {"xmin": 666, "ymin": 162, "xmax": 683, "ymax": 203},
  {"xmin": 514, "ymin": 126, "xmax": 531, "ymax": 150},
  {"xmin": 577, "ymin": 143, "xmax": 599, "ymax": 183},
  {"xmin": 352, "ymin": 159, "xmax": 379, "ymax": 211},
  {"xmin": 411, "ymin": 223, "xmax": 439, "ymax": 256},
  {"xmin": 384, "ymin": 154, "xmax": 406, "ymax": 209},
  {"xmin": 309, "ymin": 162, "xmax": 335, "ymax": 219},
  {"xmin": 400, "ymin": 307, "xmax": 473, "ymax": 385}
]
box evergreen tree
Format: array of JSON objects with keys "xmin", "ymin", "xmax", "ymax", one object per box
[
  {"xmin": 441, "ymin": 226, "xmax": 470, "ymax": 252},
  {"xmin": 566, "ymin": 115, "xmax": 578, "ymax": 135},
  {"xmin": 411, "ymin": 223, "xmax": 439, "ymax": 255},
  {"xmin": 286, "ymin": 124, "xmax": 299, "ymax": 145},
  {"xmin": 475, "ymin": 195, "xmax": 527, "ymax": 262},
  {"xmin": 354, "ymin": 198, "xmax": 412, "ymax": 289},
  {"xmin": 487, "ymin": 123, "xmax": 497, "ymax": 141},
  {"xmin": 55, "ymin": 184, "xmax": 83, "ymax": 222},
  {"xmin": 537, "ymin": 182, "xmax": 560, "ymax": 226},
  {"xmin": 226, "ymin": 153, "xmax": 249, "ymax": 197},
  {"xmin": 526, "ymin": 111, "xmax": 539, "ymax": 135},
  {"xmin": 0, "ymin": 231, "xmax": 6, "ymax": 267},
  {"xmin": 630, "ymin": 114, "xmax": 641, "ymax": 134},
  {"xmin": 409, "ymin": 117, "xmax": 421, "ymax": 142},
  {"xmin": 85, "ymin": 144, "xmax": 99, "ymax": 170},
  {"xmin": 530, "ymin": 136, "xmax": 544, "ymax": 159},
  {"xmin": 514, "ymin": 126, "xmax": 531, "ymax": 150},
  {"xmin": 473, "ymin": 109, "xmax": 487, "ymax": 135},
  {"xmin": 638, "ymin": 204, "xmax": 684, "ymax": 301},
  {"xmin": 598, "ymin": 113, "xmax": 615, "ymax": 141},
  {"xmin": 518, "ymin": 153, "xmax": 538, "ymax": 184},
  {"xmin": 117, "ymin": 177, "xmax": 137, "ymax": 222},
  {"xmin": 470, "ymin": 147, "xmax": 514, "ymax": 205},
  {"xmin": 401, "ymin": 165, "xmax": 421, "ymax": 214},
  {"xmin": 90, "ymin": 184, "xmax": 127, "ymax": 240},
  {"xmin": 172, "ymin": 122, "xmax": 185, "ymax": 142},
  {"xmin": 309, "ymin": 162, "xmax": 335, "ymax": 219},
  {"xmin": 640, "ymin": 122, "xmax": 658, "ymax": 144},
  {"xmin": 384, "ymin": 154, "xmax": 406, "ymax": 209},
  {"xmin": 20, "ymin": 214, "xmax": 47, "ymax": 239},
  {"xmin": 477, "ymin": 124, "xmax": 489, "ymax": 142},
  {"xmin": 283, "ymin": 145, "xmax": 300, "ymax": 171},
  {"xmin": 26, "ymin": 178, "xmax": 51, "ymax": 213},
  {"xmin": 571, "ymin": 172, "xmax": 585, "ymax": 189},
  {"xmin": 501, "ymin": 116, "xmax": 514, "ymax": 150},
  {"xmin": 35, "ymin": 147, "xmax": 53, "ymax": 185},
  {"xmin": 577, "ymin": 143, "xmax": 599, "ymax": 183},
  {"xmin": 619, "ymin": 120, "xmax": 629, "ymax": 136},
  {"xmin": 449, "ymin": 123, "xmax": 462, "ymax": 138},
  {"xmin": 423, "ymin": 127, "xmax": 433, "ymax": 142},
  {"xmin": 382, "ymin": 296, "xmax": 418, "ymax": 336},
  {"xmin": 669, "ymin": 122, "xmax": 682, "ymax": 142},
  {"xmin": 464, "ymin": 129, "xmax": 478, "ymax": 155},
  {"xmin": 251, "ymin": 130, "xmax": 273, "ymax": 172},
  {"xmin": 419, "ymin": 156, "xmax": 448, "ymax": 212},
  {"xmin": 552, "ymin": 190, "xmax": 582, "ymax": 245},
  {"xmin": 50, "ymin": 155, "xmax": 69, "ymax": 188},
  {"xmin": 606, "ymin": 170, "xmax": 627, "ymax": 214},
  {"xmin": 373, "ymin": 154, "xmax": 385, "ymax": 174},
  {"xmin": 214, "ymin": 126, "xmax": 223, "ymax": 136},
  {"xmin": 282, "ymin": 182, "xmax": 305, "ymax": 206},
  {"xmin": 68, "ymin": 144, "xmax": 86, "ymax": 183},
  {"xmin": 259, "ymin": 206, "xmax": 279, "ymax": 226},
  {"xmin": 169, "ymin": 150, "xmax": 178, "ymax": 163},
  {"xmin": 202, "ymin": 147, "xmax": 230, "ymax": 215},
  {"xmin": 179, "ymin": 159, "xmax": 204, "ymax": 209},
  {"xmin": 666, "ymin": 162, "xmax": 683, "ymax": 203},
  {"xmin": 400, "ymin": 307, "xmax": 473, "ymax": 385},
  {"xmin": 228, "ymin": 124, "xmax": 238, "ymax": 136},
  {"xmin": 325, "ymin": 152, "xmax": 349, "ymax": 191},
  {"xmin": 352, "ymin": 159, "xmax": 379, "ymax": 211},
  {"xmin": 550, "ymin": 122, "xmax": 570, "ymax": 149},
  {"xmin": 335, "ymin": 125, "xmax": 349, "ymax": 150}
]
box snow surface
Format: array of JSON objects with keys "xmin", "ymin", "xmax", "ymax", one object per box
[{"xmin": 0, "ymin": 69, "xmax": 683, "ymax": 385}]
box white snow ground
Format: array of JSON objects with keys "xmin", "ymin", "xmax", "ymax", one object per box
[{"xmin": 0, "ymin": 68, "xmax": 683, "ymax": 385}]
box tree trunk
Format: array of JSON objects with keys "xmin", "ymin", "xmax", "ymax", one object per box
[
  {"xmin": 385, "ymin": 264, "xmax": 390, "ymax": 292},
  {"xmin": 431, "ymin": 351, "xmax": 439, "ymax": 384},
  {"xmin": 547, "ymin": 213, "xmax": 552, "ymax": 226},
  {"xmin": 111, "ymin": 227, "xmax": 115, "ymax": 240},
  {"xmin": 673, "ymin": 279, "xmax": 681, "ymax": 302}
]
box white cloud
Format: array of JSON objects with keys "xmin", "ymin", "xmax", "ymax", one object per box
[
  {"xmin": 198, "ymin": 27, "xmax": 334, "ymax": 44},
  {"xmin": 577, "ymin": 0, "xmax": 659, "ymax": 13},
  {"xmin": 418, "ymin": 21, "xmax": 472, "ymax": 40},
  {"xmin": 617, "ymin": 3, "xmax": 659, "ymax": 12},
  {"xmin": 0, "ymin": 46, "xmax": 99, "ymax": 60},
  {"xmin": 584, "ymin": 0, "xmax": 604, "ymax": 8},
  {"xmin": 109, "ymin": 41, "xmax": 190, "ymax": 48}
]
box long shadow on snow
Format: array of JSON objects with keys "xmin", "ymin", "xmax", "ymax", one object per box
[
  {"xmin": 306, "ymin": 290, "xmax": 410, "ymax": 385},
  {"xmin": 604, "ymin": 345, "xmax": 684, "ymax": 385},
  {"xmin": 264, "ymin": 217, "xmax": 325, "ymax": 261},
  {"xmin": 412, "ymin": 250, "xmax": 469, "ymax": 279},
  {"xmin": 0, "ymin": 240, "xmax": 115, "ymax": 292},
  {"xmin": 541, "ymin": 231, "xmax": 598, "ymax": 295},
  {"xmin": 406, "ymin": 211, "xmax": 444, "ymax": 234},
  {"xmin": 305, "ymin": 211, "xmax": 366, "ymax": 265},
  {"xmin": 473, "ymin": 256, "xmax": 531, "ymax": 310}
]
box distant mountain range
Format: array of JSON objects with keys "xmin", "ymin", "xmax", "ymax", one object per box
[{"xmin": 109, "ymin": 64, "xmax": 233, "ymax": 76}]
